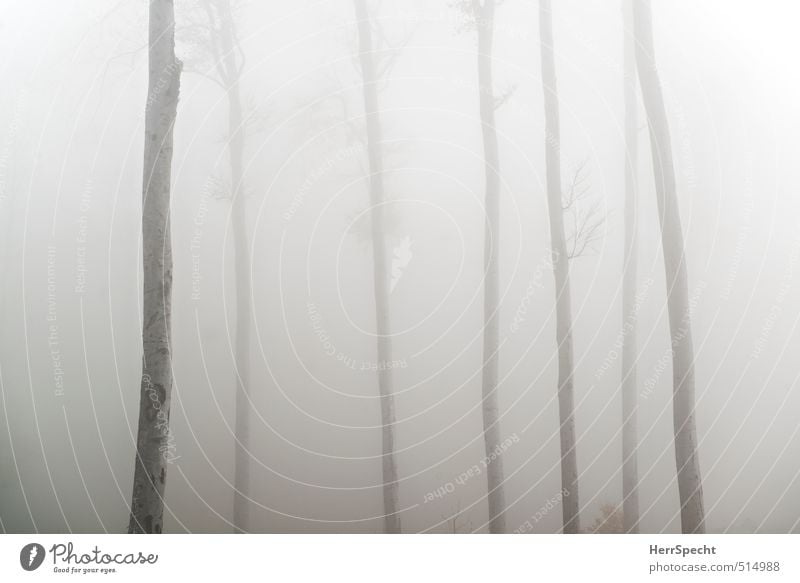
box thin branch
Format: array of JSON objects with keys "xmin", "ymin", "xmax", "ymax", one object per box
[{"xmin": 562, "ymin": 159, "xmax": 606, "ymax": 259}]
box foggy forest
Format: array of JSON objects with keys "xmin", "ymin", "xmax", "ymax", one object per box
[{"xmin": 2, "ymin": 0, "xmax": 800, "ymax": 535}]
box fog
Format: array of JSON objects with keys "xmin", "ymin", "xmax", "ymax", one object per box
[{"xmin": 2, "ymin": 0, "xmax": 800, "ymax": 534}]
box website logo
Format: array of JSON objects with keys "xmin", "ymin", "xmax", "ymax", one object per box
[{"xmin": 20, "ymin": 543, "xmax": 46, "ymax": 571}]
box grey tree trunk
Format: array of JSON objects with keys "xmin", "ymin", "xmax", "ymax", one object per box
[
  {"xmin": 538, "ymin": 0, "xmax": 580, "ymax": 534},
  {"xmin": 621, "ymin": 0, "xmax": 641, "ymax": 534},
  {"xmin": 213, "ymin": 0, "xmax": 252, "ymax": 535},
  {"xmin": 475, "ymin": 0, "xmax": 507, "ymax": 535},
  {"xmin": 128, "ymin": 0, "xmax": 181, "ymax": 535},
  {"xmin": 632, "ymin": 0, "xmax": 705, "ymax": 534},
  {"xmin": 353, "ymin": 0, "xmax": 401, "ymax": 534}
]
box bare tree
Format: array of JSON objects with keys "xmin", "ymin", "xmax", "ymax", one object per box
[
  {"xmin": 128, "ymin": 0, "xmax": 182, "ymax": 534},
  {"xmin": 538, "ymin": 0, "xmax": 580, "ymax": 534},
  {"xmin": 353, "ymin": 0, "xmax": 401, "ymax": 533},
  {"xmin": 633, "ymin": 0, "xmax": 705, "ymax": 534},
  {"xmin": 621, "ymin": 0, "xmax": 641, "ymax": 534},
  {"xmin": 179, "ymin": 0, "xmax": 254, "ymax": 533},
  {"xmin": 464, "ymin": 0, "xmax": 508, "ymax": 534},
  {"xmin": 200, "ymin": 0, "xmax": 251, "ymax": 535}
]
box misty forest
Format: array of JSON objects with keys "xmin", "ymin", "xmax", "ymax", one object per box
[{"xmin": 2, "ymin": 0, "xmax": 800, "ymax": 535}]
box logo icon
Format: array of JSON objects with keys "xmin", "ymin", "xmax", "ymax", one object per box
[{"xmin": 20, "ymin": 543, "xmax": 45, "ymax": 571}]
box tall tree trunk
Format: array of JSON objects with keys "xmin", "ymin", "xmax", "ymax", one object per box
[
  {"xmin": 621, "ymin": 0, "xmax": 641, "ymax": 534},
  {"xmin": 538, "ymin": 0, "xmax": 580, "ymax": 534},
  {"xmin": 353, "ymin": 0, "xmax": 401, "ymax": 534},
  {"xmin": 128, "ymin": 0, "xmax": 181, "ymax": 534},
  {"xmin": 214, "ymin": 0, "xmax": 252, "ymax": 534},
  {"xmin": 475, "ymin": 0, "xmax": 507, "ymax": 535},
  {"xmin": 632, "ymin": 0, "xmax": 705, "ymax": 534}
]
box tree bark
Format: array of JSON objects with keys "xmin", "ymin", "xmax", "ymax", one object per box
[
  {"xmin": 213, "ymin": 0, "xmax": 252, "ymax": 535},
  {"xmin": 621, "ymin": 0, "xmax": 641, "ymax": 534},
  {"xmin": 538, "ymin": 0, "xmax": 580, "ymax": 534},
  {"xmin": 128, "ymin": 0, "xmax": 181, "ymax": 534},
  {"xmin": 475, "ymin": 0, "xmax": 507, "ymax": 535},
  {"xmin": 353, "ymin": 0, "xmax": 401, "ymax": 534},
  {"xmin": 632, "ymin": 0, "xmax": 705, "ymax": 534}
]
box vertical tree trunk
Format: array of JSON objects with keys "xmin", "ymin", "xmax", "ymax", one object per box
[
  {"xmin": 128, "ymin": 0, "xmax": 181, "ymax": 534},
  {"xmin": 214, "ymin": 0, "xmax": 252, "ymax": 534},
  {"xmin": 475, "ymin": 0, "xmax": 507, "ymax": 535},
  {"xmin": 621, "ymin": 0, "xmax": 641, "ymax": 534},
  {"xmin": 538, "ymin": 0, "xmax": 580, "ymax": 534},
  {"xmin": 353, "ymin": 0, "xmax": 401, "ymax": 534},
  {"xmin": 632, "ymin": 0, "xmax": 705, "ymax": 534},
  {"xmin": 230, "ymin": 97, "xmax": 251, "ymax": 535}
]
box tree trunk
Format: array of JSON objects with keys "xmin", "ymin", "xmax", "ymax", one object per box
[
  {"xmin": 353, "ymin": 0, "xmax": 401, "ymax": 534},
  {"xmin": 538, "ymin": 0, "xmax": 580, "ymax": 534},
  {"xmin": 632, "ymin": 0, "xmax": 705, "ymax": 534},
  {"xmin": 475, "ymin": 0, "xmax": 507, "ymax": 535},
  {"xmin": 128, "ymin": 0, "xmax": 181, "ymax": 534},
  {"xmin": 621, "ymin": 0, "xmax": 641, "ymax": 534},
  {"xmin": 214, "ymin": 0, "xmax": 252, "ymax": 534}
]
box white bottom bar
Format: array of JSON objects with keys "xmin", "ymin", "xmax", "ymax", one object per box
[{"xmin": 1, "ymin": 534, "xmax": 797, "ymax": 582}]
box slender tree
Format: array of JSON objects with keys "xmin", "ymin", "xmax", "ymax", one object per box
[
  {"xmin": 353, "ymin": 0, "xmax": 401, "ymax": 533},
  {"xmin": 538, "ymin": 0, "xmax": 580, "ymax": 534},
  {"xmin": 182, "ymin": 0, "xmax": 254, "ymax": 533},
  {"xmin": 632, "ymin": 0, "xmax": 705, "ymax": 534},
  {"xmin": 128, "ymin": 0, "xmax": 182, "ymax": 534},
  {"xmin": 472, "ymin": 0, "xmax": 508, "ymax": 534},
  {"xmin": 203, "ymin": 0, "xmax": 251, "ymax": 535},
  {"xmin": 620, "ymin": 0, "xmax": 641, "ymax": 534}
]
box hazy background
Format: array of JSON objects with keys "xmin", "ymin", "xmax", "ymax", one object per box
[{"xmin": 2, "ymin": 0, "xmax": 800, "ymax": 533}]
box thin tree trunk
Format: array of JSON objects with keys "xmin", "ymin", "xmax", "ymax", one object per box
[
  {"xmin": 353, "ymin": 0, "xmax": 401, "ymax": 534},
  {"xmin": 128, "ymin": 0, "xmax": 181, "ymax": 534},
  {"xmin": 632, "ymin": 0, "xmax": 705, "ymax": 534},
  {"xmin": 213, "ymin": 0, "xmax": 252, "ymax": 534},
  {"xmin": 621, "ymin": 0, "xmax": 641, "ymax": 534},
  {"xmin": 475, "ymin": 0, "xmax": 507, "ymax": 535},
  {"xmin": 538, "ymin": 0, "xmax": 580, "ymax": 534}
]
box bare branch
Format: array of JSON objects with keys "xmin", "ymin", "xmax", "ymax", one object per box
[{"xmin": 562, "ymin": 159, "xmax": 606, "ymax": 259}]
